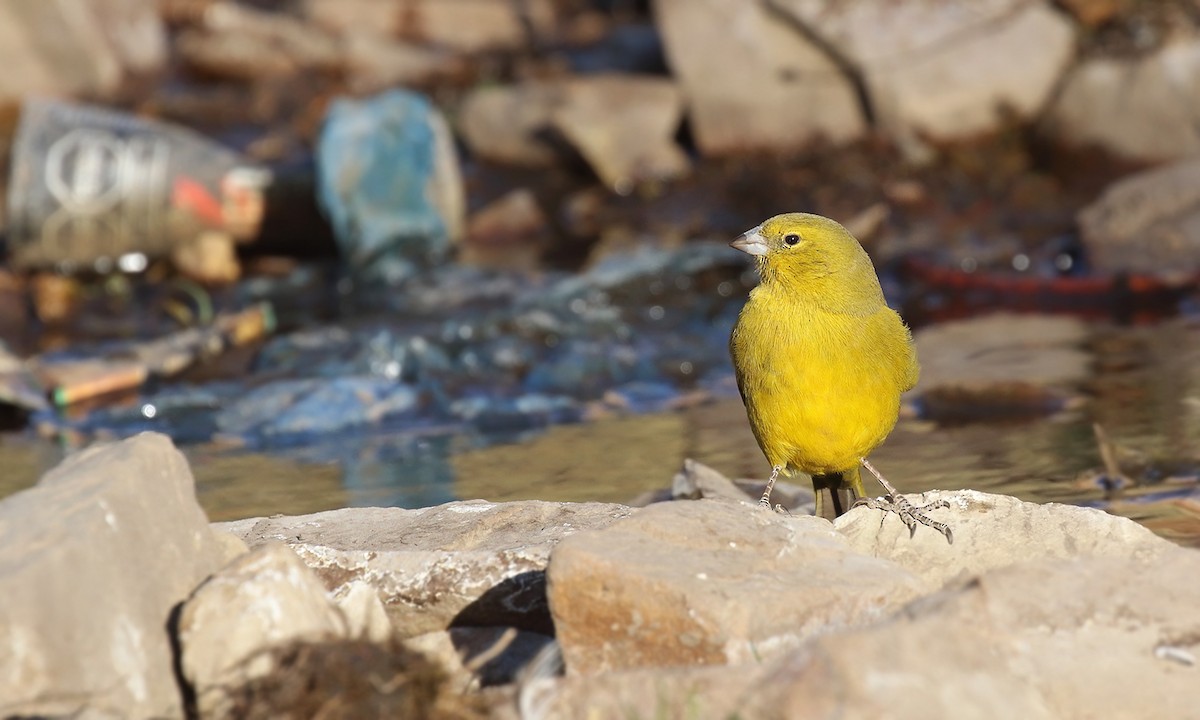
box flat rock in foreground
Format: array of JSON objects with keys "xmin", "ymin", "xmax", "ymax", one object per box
[
  {"xmin": 0, "ymin": 433, "xmax": 227, "ymax": 718},
  {"xmin": 540, "ymin": 532, "xmax": 1200, "ymax": 719},
  {"xmin": 216, "ymin": 500, "xmax": 632, "ymax": 636},
  {"xmin": 837, "ymin": 489, "xmax": 1171, "ymax": 591},
  {"xmin": 546, "ymin": 498, "xmax": 924, "ymax": 674}
]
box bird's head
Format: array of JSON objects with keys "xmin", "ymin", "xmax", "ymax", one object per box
[{"xmin": 731, "ymin": 212, "xmax": 878, "ymax": 289}]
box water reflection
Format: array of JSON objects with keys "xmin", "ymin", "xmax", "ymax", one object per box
[{"xmin": 448, "ymin": 318, "xmax": 1200, "ymax": 546}]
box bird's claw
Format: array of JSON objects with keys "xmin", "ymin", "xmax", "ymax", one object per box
[
  {"xmin": 758, "ymin": 496, "xmax": 790, "ymax": 515},
  {"xmin": 855, "ymin": 494, "xmax": 953, "ymax": 544}
]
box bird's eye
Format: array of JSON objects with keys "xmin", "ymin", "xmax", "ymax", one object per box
[{"xmin": 783, "ymin": 233, "xmax": 800, "ymax": 246}]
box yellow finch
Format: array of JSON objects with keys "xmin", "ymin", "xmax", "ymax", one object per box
[{"xmin": 729, "ymin": 213, "xmax": 950, "ymax": 541}]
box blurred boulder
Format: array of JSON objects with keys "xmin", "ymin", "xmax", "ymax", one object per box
[
  {"xmin": 316, "ymin": 90, "xmax": 465, "ymax": 287},
  {"xmin": 342, "ymin": 32, "xmax": 460, "ymax": 92},
  {"xmin": 175, "ymin": 1, "xmax": 458, "ymax": 89},
  {"xmin": 1078, "ymin": 156, "xmax": 1200, "ymax": 277},
  {"xmin": 460, "ymin": 74, "xmax": 689, "ymax": 190},
  {"xmin": 652, "ymin": 0, "xmax": 865, "ymax": 154},
  {"xmin": 0, "ymin": 0, "xmax": 166, "ymax": 104},
  {"xmin": 459, "ymin": 83, "xmax": 563, "ymax": 166},
  {"xmin": 774, "ymin": 0, "xmax": 1075, "ymax": 142},
  {"xmin": 175, "ymin": 2, "xmax": 342, "ymax": 81},
  {"xmin": 303, "ymin": 0, "xmax": 555, "ymax": 53},
  {"xmin": 462, "ymin": 188, "xmax": 549, "ymax": 272},
  {"xmin": 1045, "ymin": 37, "xmax": 1200, "ymax": 162},
  {"xmin": 550, "ymin": 75, "xmax": 690, "ymax": 193}
]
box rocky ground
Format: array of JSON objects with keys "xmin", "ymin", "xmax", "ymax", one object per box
[{"xmin": 3, "ymin": 432, "xmax": 1197, "ymax": 719}]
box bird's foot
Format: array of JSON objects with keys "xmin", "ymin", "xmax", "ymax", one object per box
[
  {"xmin": 858, "ymin": 457, "xmax": 953, "ymax": 544},
  {"xmin": 854, "ymin": 494, "xmax": 953, "ymax": 544}
]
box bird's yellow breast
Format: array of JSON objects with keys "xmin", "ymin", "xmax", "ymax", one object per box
[{"xmin": 730, "ymin": 284, "xmax": 917, "ymax": 475}]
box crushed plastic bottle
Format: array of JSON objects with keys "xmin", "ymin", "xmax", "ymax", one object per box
[{"xmin": 6, "ymin": 98, "xmax": 270, "ymax": 273}]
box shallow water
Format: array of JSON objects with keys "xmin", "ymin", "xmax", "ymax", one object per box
[{"xmin": 3, "ymin": 317, "xmax": 1199, "ymax": 546}]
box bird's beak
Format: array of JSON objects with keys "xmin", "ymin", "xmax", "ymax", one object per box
[{"xmin": 730, "ymin": 227, "xmax": 768, "ymax": 256}]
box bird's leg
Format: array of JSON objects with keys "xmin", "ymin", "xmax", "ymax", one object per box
[
  {"xmin": 857, "ymin": 458, "xmax": 953, "ymax": 544},
  {"xmin": 759, "ymin": 465, "xmax": 783, "ymax": 509}
]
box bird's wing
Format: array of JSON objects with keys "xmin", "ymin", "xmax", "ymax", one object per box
[{"xmin": 729, "ymin": 323, "xmax": 751, "ymax": 405}]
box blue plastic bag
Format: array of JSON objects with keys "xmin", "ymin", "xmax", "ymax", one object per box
[{"xmin": 316, "ymin": 90, "xmax": 463, "ymax": 288}]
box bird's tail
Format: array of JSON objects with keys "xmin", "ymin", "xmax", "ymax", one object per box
[{"xmin": 812, "ymin": 467, "xmax": 865, "ymax": 520}]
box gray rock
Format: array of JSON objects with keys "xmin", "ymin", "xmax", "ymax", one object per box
[
  {"xmin": 179, "ymin": 542, "xmax": 349, "ymax": 718},
  {"xmin": 462, "ymin": 188, "xmax": 549, "ymax": 271},
  {"xmin": 176, "ymin": 2, "xmax": 341, "ymax": 80},
  {"xmin": 1045, "ymin": 38, "xmax": 1200, "ymax": 162},
  {"xmin": 216, "ymin": 501, "xmax": 633, "ymax": 637},
  {"xmin": 667, "ymin": 458, "xmax": 815, "ymax": 513},
  {"xmin": 775, "ymin": 0, "xmax": 1074, "ymax": 142},
  {"xmin": 670, "ymin": 458, "xmax": 750, "ymax": 503},
  {"xmin": 546, "ymin": 499, "xmax": 924, "ymax": 674},
  {"xmin": 1077, "ymin": 156, "xmax": 1200, "ymax": 277},
  {"xmin": 0, "ymin": 433, "xmax": 226, "ymax": 718},
  {"xmin": 652, "ymin": 0, "xmax": 865, "ymax": 154}
]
